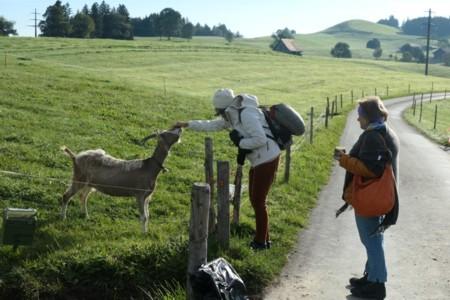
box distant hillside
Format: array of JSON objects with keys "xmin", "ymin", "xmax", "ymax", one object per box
[
  {"xmin": 241, "ymin": 19, "xmax": 440, "ymax": 60},
  {"xmin": 322, "ymin": 19, "xmax": 400, "ymax": 35}
]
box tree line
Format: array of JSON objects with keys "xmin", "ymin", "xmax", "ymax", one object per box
[
  {"xmin": 377, "ymin": 15, "xmax": 450, "ymax": 38},
  {"xmin": 132, "ymin": 14, "xmax": 241, "ymax": 40},
  {"xmin": 39, "ymin": 0, "xmax": 132, "ymax": 39},
  {"xmin": 37, "ymin": 1, "xmax": 240, "ymax": 41}
]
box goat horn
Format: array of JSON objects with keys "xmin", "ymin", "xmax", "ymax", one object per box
[{"xmin": 140, "ymin": 132, "xmax": 158, "ymax": 145}]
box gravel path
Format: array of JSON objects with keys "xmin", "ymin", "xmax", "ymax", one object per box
[{"xmin": 264, "ymin": 95, "xmax": 450, "ymax": 300}]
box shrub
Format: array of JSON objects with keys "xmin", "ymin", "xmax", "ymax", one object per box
[
  {"xmin": 373, "ymin": 48, "xmax": 383, "ymax": 59},
  {"xmin": 331, "ymin": 42, "xmax": 352, "ymax": 58},
  {"xmin": 366, "ymin": 38, "xmax": 380, "ymax": 49}
]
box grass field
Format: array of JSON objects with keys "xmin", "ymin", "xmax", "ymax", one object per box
[
  {"xmin": 404, "ymin": 97, "xmax": 450, "ymax": 146},
  {"xmin": 1, "ymin": 32, "xmax": 450, "ymax": 299}
]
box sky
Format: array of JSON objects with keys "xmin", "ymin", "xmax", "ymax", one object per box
[{"xmin": 1, "ymin": 0, "xmax": 449, "ymax": 38}]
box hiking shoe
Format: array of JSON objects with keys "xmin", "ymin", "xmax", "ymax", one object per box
[
  {"xmin": 349, "ymin": 273, "xmax": 369, "ymax": 288},
  {"xmin": 351, "ymin": 282, "xmax": 386, "ymax": 300},
  {"xmin": 249, "ymin": 240, "xmax": 267, "ymax": 251}
]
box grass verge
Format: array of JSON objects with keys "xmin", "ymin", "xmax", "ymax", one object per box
[{"xmin": 403, "ymin": 97, "xmax": 450, "ymax": 146}]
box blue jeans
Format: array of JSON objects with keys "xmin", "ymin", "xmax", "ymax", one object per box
[{"xmin": 355, "ymin": 214, "xmax": 387, "ymax": 283}]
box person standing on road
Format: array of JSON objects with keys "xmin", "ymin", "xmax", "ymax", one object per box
[
  {"xmin": 334, "ymin": 96, "xmax": 400, "ymax": 300},
  {"xmin": 173, "ymin": 88, "xmax": 281, "ymax": 250}
]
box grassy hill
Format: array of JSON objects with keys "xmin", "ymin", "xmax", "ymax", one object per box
[
  {"xmin": 0, "ymin": 33, "xmax": 450, "ymax": 299},
  {"xmin": 243, "ymin": 20, "xmax": 439, "ymax": 60}
]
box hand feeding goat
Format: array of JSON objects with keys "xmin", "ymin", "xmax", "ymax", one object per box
[{"xmin": 60, "ymin": 127, "xmax": 182, "ymax": 233}]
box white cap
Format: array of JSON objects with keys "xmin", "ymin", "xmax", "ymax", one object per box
[{"xmin": 212, "ymin": 88, "xmax": 235, "ymax": 109}]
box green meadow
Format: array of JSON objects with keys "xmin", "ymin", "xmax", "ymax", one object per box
[
  {"xmin": 247, "ymin": 20, "xmax": 440, "ymax": 60},
  {"xmin": 1, "ymin": 22, "xmax": 450, "ymax": 298}
]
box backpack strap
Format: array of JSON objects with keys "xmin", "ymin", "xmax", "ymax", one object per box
[{"xmin": 238, "ymin": 106, "xmax": 275, "ymax": 140}]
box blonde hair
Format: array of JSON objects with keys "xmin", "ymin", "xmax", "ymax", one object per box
[{"xmin": 358, "ymin": 96, "xmax": 388, "ymax": 122}]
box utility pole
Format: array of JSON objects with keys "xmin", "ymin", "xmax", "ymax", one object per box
[
  {"xmin": 29, "ymin": 9, "xmax": 41, "ymax": 38},
  {"xmin": 425, "ymin": 8, "xmax": 432, "ymax": 76}
]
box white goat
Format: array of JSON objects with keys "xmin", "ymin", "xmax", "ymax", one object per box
[{"xmin": 60, "ymin": 128, "xmax": 182, "ymax": 233}]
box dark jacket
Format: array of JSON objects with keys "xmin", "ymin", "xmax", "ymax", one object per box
[{"xmin": 338, "ymin": 125, "xmax": 400, "ymax": 230}]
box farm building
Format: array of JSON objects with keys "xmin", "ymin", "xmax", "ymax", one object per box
[
  {"xmin": 272, "ymin": 39, "xmax": 303, "ymax": 56},
  {"xmin": 432, "ymin": 48, "xmax": 450, "ymax": 63}
]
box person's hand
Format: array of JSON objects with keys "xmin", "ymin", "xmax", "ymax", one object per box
[
  {"xmin": 333, "ymin": 149, "xmax": 345, "ymax": 161},
  {"xmin": 237, "ymin": 147, "xmax": 252, "ymax": 165},
  {"xmin": 229, "ymin": 129, "xmax": 242, "ymax": 147},
  {"xmin": 172, "ymin": 121, "xmax": 188, "ymax": 129}
]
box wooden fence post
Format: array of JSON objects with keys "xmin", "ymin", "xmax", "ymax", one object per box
[
  {"xmin": 187, "ymin": 183, "xmax": 210, "ymax": 300},
  {"xmin": 444, "ymin": 89, "xmax": 447, "ymax": 100},
  {"xmin": 163, "ymin": 77, "xmax": 167, "ymax": 97},
  {"xmin": 412, "ymin": 93, "xmax": 416, "ymax": 116},
  {"xmin": 325, "ymin": 97, "xmax": 329, "ymax": 128},
  {"xmin": 217, "ymin": 161, "xmax": 230, "ymax": 249},
  {"xmin": 375, "ymin": 87, "xmax": 377, "ymax": 96},
  {"xmin": 408, "ymin": 84, "xmax": 411, "ymax": 94},
  {"xmin": 284, "ymin": 144, "xmax": 291, "ymax": 183},
  {"xmin": 232, "ymin": 164, "xmax": 243, "ymax": 225},
  {"xmin": 330, "ymin": 101, "xmax": 335, "ymax": 119},
  {"xmin": 334, "ymin": 95, "xmax": 338, "ymax": 114},
  {"xmin": 340, "ymin": 94, "xmax": 343, "ymax": 108},
  {"xmin": 351, "ymin": 90, "xmax": 354, "ymax": 103},
  {"xmin": 309, "ymin": 106, "xmax": 314, "ymax": 144},
  {"xmin": 433, "ymin": 104, "xmax": 438, "ymax": 130},
  {"xmin": 430, "ymin": 90, "xmax": 433, "ymax": 103},
  {"xmin": 4, "ymin": 52, "xmax": 6, "ymax": 67},
  {"xmin": 204, "ymin": 137, "xmax": 216, "ymax": 233},
  {"xmin": 419, "ymin": 94, "xmax": 423, "ymax": 122}
]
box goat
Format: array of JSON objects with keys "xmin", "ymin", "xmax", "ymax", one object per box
[{"xmin": 60, "ymin": 127, "xmax": 182, "ymax": 233}]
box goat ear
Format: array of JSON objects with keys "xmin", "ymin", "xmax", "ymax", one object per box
[{"xmin": 140, "ymin": 132, "xmax": 158, "ymax": 145}]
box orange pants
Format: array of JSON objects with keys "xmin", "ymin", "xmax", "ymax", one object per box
[{"xmin": 249, "ymin": 156, "xmax": 279, "ymax": 243}]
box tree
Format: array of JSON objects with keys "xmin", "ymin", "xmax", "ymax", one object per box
[
  {"xmin": 400, "ymin": 43, "xmax": 425, "ymax": 63},
  {"xmin": 402, "ymin": 16, "xmax": 450, "ymax": 38},
  {"xmin": 225, "ymin": 31, "xmax": 234, "ymax": 43},
  {"xmin": 272, "ymin": 27, "xmax": 295, "ymax": 40},
  {"xmin": 331, "ymin": 42, "xmax": 352, "ymax": 58},
  {"xmin": 90, "ymin": 2, "xmax": 103, "ymax": 37},
  {"xmin": 103, "ymin": 9, "xmax": 133, "ymax": 39},
  {"xmin": 70, "ymin": 12, "xmax": 95, "ymax": 38},
  {"xmin": 373, "ymin": 48, "xmax": 382, "ymax": 59},
  {"xmin": 81, "ymin": 4, "xmax": 89, "ymax": 15},
  {"xmin": 444, "ymin": 52, "xmax": 450, "ymax": 67},
  {"xmin": 377, "ymin": 15, "xmax": 399, "ymax": 28},
  {"xmin": 212, "ymin": 24, "xmax": 228, "ymax": 37},
  {"xmin": 39, "ymin": 0, "xmax": 71, "ymax": 37},
  {"xmin": 401, "ymin": 51, "xmax": 413, "ymax": 62},
  {"xmin": 366, "ymin": 38, "xmax": 380, "ymax": 49},
  {"xmin": 0, "ymin": 16, "xmax": 17, "ymax": 36},
  {"xmin": 159, "ymin": 8, "xmax": 181, "ymax": 40},
  {"xmin": 181, "ymin": 22, "xmax": 194, "ymax": 39}
]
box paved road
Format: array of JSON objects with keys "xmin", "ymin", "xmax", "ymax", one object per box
[{"xmin": 264, "ymin": 95, "xmax": 450, "ymax": 300}]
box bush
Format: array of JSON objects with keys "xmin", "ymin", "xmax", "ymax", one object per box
[
  {"xmin": 366, "ymin": 38, "xmax": 380, "ymax": 49},
  {"xmin": 331, "ymin": 42, "xmax": 352, "ymax": 58},
  {"xmin": 373, "ymin": 48, "xmax": 383, "ymax": 59},
  {"xmin": 401, "ymin": 51, "xmax": 413, "ymax": 62}
]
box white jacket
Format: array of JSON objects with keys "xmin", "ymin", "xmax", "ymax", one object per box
[{"xmin": 188, "ymin": 94, "xmax": 281, "ymax": 167}]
